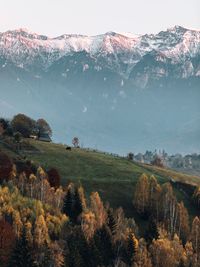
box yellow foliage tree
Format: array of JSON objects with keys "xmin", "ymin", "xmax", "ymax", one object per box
[
  {"xmin": 134, "ymin": 174, "xmax": 149, "ymax": 215},
  {"xmin": 90, "ymin": 192, "xmax": 107, "ymax": 229},
  {"xmin": 34, "ymin": 214, "xmax": 49, "ymax": 247}
]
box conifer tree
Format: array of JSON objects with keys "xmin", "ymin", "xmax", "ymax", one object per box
[
  {"xmin": 107, "ymin": 208, "xmax": 117, "ymax": 236},
  {"xmin": 93, "ymin": 224, "xmax": 114, "ymax": 266},
  {"xmin": 8, "ymin": 226, "xmax": 36, "ymax": 267},
  {"xmin": 36, "ymin": 242, "xmax": 52, "ymax": 267},
  {"xmin": 63, "ymin": 184, "xmax": 85, "ymax": 223},
  {"xmin": 121, "ymin": 232, "xmax": 138, "ymax": 266},
  {"xmin": 63, "ymin": 185, "xmax": 74, "ymax": 221},
  {"xmin": 88, "ymin": 239, "xmax": 102, "ymax": 267},
  {"xmin": 73, "ymin": 187, "xmax": 83, "ymax": 222},
  {"xmin": 178, "ymin": 258, "xmax": 186, "ymax": 267},
  {"xmin": 65, "ymin": 226, "xmax": 91, "ymax": 267},
  {"xmin": 127, "ymin": 232, "xmax": 138, "ymax": 265},
  {"xmin": 145, "ymin": 219, "xmax": 159, "ymax": 243}
]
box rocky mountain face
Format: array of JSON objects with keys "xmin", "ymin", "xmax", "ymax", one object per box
[
  {"xmin": 0, "ymin": 26, "xmax": 200, "ymax": 79},
  {"xmin": 0, "ymin": 26, "xmax": 200, "ymax": 154}
]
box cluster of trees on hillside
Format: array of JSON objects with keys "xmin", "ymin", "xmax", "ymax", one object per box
[
  {"xmin": 134, "ymin": 175, "xmax": 190, "ymax": 242},
  {"xmin": 133, "ymin": 150, "xmax": 200, "ymax": 174},
  {"xmin": 1, "ymin": 151, "xmax": 200, "ymax": 266},
  {"xmin": 1, "ymin": 114, "xmax": 82, "ymax": 148},
  {"xmin": 0, "ymin": 114, "xmax": 52, "ymax": 139}
]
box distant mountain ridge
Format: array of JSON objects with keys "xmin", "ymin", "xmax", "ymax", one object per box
[
  {"xmin": 0, "ymin": 26, "xmax": 200, "ymax": 81},
  {"xmin": 0, "ymin": 26, "xmax": 200, "ymax": 154}
]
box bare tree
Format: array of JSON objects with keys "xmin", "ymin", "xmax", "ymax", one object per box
[{"xmin": 72, "ymin": 137, "xmax": 79, "ymax": 148}]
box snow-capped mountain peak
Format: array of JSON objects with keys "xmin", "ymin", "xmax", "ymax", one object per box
[{"xmin": 0, "ymin": 26, "xmax": 199, "ymax": 79}]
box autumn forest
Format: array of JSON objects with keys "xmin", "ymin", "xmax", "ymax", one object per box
[{"xmin": 0, "ymin": 114, "xmax": 200, "ymax": 267}]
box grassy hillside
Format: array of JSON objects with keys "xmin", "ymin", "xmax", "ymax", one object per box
[{"xmin": 0, "ymin": 139, "xmax": 199, "ymax": 219}]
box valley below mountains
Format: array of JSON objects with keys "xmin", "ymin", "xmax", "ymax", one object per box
[{"xmin": 0, "ymin": 25, "xmax": 200, "ymax": 154}]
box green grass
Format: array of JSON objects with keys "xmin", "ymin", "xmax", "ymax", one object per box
[
  {"xmin": 1, "ymin": 139, "xmax": 200, "ymax": 219},
  {"xmin": 137, "ymin": 162, "xmax": 200, "ymax": 186}
]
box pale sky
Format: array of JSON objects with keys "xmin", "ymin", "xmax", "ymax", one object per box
[{"xmin": 1, "ymin": 0, "xmax": 200, "ymax": 36}]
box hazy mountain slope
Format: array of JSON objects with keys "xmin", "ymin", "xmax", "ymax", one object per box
[{"xmin": 0, "ymin": 26, "xmax": 200, "ymax": 154}]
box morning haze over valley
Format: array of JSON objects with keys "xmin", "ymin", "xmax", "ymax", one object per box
[{"xmin": 1, "ymin": 25, "xmax": 200, "ymax": 154}]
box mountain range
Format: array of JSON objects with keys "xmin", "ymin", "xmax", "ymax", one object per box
[{"xmin": 0, "ymin": 25, "xmax": 200, "ymax": 154}]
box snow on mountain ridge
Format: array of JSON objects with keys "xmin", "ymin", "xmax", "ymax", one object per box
[
  {"xmin": 0, "ymin": 29, "xmax": 141, "ymax": 69},
  {"xmin": 0, "ymin": 26, "xmax": 199, "ymax": 77}
]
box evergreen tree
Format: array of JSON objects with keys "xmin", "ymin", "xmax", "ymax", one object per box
[
  {"xmin": 107, "ymin": 208, "xmax": 117, "ymax": 236},
  {"xmin": 36, "ymin": 242, "xmax": 52, "ymax": 267},
  {"xmin": 63, "ymin": 185, "xmax": 74, "ymax": 221},
  {"xmin": 93, "ymin": 224, "xmax": 114, "ymax": 266},
  {"xmin": 63, "ymin": 185, "xmax": 85, "ymax": 224},
  {"xmin": 121, "ymin": 232, "xmax": 138, "ymax": 266},
  {"xmin": 178, "ymin": 258, "xmax": 185, "ymax": 267},
  {"xmin": 88, "ymin": 239, "xmax": 102, "ymax": 267},
  {"xmin": 65, "ymin": 226, "xmax": 91, "ymax": 267},
  {"xmin": 145, "ymin": 219, "xmax": 159, "ymax": 243},
  {"xmin": 8, "ymin": 226, "xmax": 36, "ymax": 267},
  {"xmin": 73, "ymin": 187, "xmax": 83, "ymax": 223}
]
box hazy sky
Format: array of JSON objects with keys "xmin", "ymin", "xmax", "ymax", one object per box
[{"xmin": 1, "ymin": 0, "xmax": 200, "ymax": 36}]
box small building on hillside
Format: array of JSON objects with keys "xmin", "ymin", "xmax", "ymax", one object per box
[
  {"xmin": 38, "ymin": 132, "xmax": 52, "ymax": 142},
  {"xmin": 30, "ymin": 134, "xmax": 38, "ymax": 140}
]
